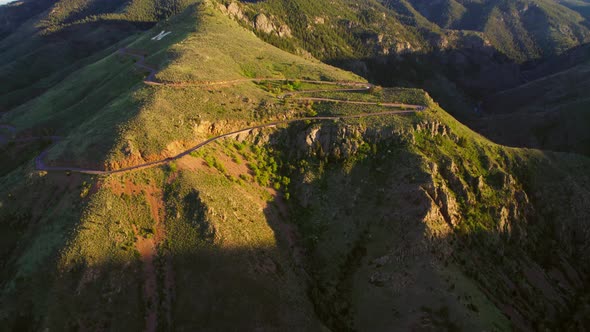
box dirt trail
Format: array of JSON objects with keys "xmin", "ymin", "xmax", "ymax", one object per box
[
  {"xmin": 278, "ymin": 87, "xmax": 371, "ymax": 99},
  {"xmin": 112, "ymin": 179, "xmax": 171, "ymax": 332},
  {"xmin": 3, "ymin": 49, "xmax": 425, "ymax": 175},
  {"xmin": 34, "ymin": 109, "xmax": 423, "ymax": 174},
  {"xmin": 132, "ymin": 225, "xmax": 158, "ymax": 332},
  {"xmin": 119, "ymin": 48, "xmax": 372, "ymax": 89},
  {"xmin": 0, "ymin": 48, "xmax": 426, "ymax": 329},
  {"xmin": 288, "ymin": 97, "xmax": 424, "ymax": 109},
  {"xmin": 119, "ymin": 48, "xmax": 157, "ymax": 82}
]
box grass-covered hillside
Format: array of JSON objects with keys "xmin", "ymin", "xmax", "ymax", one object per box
[
  {"xmin": 0, "ymin": 0, "xmax": 201, "ymax": 112},
  {"xmin": 215, "ymin": 0, "xmax": 433, "ymax": 60},
  {"xmin": 0, "ymin": 0, "xmax": 589, "ymax": 331},
  {"xmin": 2, "ymin": 0, "xmax": 362, "ymax": 170},
  {"xmin": 211, "ymin": 0, "xmax": 590, "ymax": 125},
  {"xmin": 217, "ymin": 0, "xmax": 590, "ymax": 63},
  {"xmin": 478, "ymin": 57, "xmax": 590, "ymax": 156}
]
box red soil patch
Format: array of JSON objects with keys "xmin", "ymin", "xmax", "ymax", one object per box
[
  {"xmin": 214, "ymin": 150, "xmax": 251, "ymax": 179},
  {"xmin": 133, "ymin": 225, "xmax": 158, "ymax": 332},
  {"xmin": 176, "ymin": 154, "xmax": 209, "ymax": 173},
  {"xmin": 105, "ymin": 178, "xmax": 174, "ymax": 331},
  {"xmin": 106, "ymin": 179, "xmax": 163, "ymax": 224}
]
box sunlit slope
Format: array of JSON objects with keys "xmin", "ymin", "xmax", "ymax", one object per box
[
  {"xmin": 0, "ymin": 0, "xmax": 198, "ymax": 111},
  {"xmin": 404, "ymin": 0, "xmax": 590, "ymax": 60},
  {"xmin": 3, "ymin": 0, "xmax": 362, "ymax": 170},
  {"xmin": 1, "ymin": 1, "xmax": 590, "ymax": 331}
]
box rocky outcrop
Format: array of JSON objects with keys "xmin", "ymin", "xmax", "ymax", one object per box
[
  {"xmin": 276, "ymin": 23, "xmax": 292, "ymax": 38},
  {"xmin": 413, "ymin": 120, "xmax": 459, "ymax": 143},
  {"xmin": 225, "ymin": 2, "xmax": 246, "ymax": 21},
  {"xmin": 291, "ymin": 123, "xmax": 408, "ymax": 160},
  {"xmin": 254, "ymin": 14, "xmax": 273, "ymax": 34},
  {"xmin": 219, "ymin": 2, "xmax": 292, "ymax": 38}
]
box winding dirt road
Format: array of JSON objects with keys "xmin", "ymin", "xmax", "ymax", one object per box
[
  {"xmin": 0, "ymin": 49, "xmax": 426, "ymax": 175},
  {"xmin": 34, "ymin": 109, "xmax": 423, "ymax": 175},
  {"xmin": 119, "ymin": 48, "xmax": 373, "ymax": 89},
  {"xmin": 286, "ymin": 97, "xmax": 423, "ymax": 109},
  {"xmin": 0, "ymin": 49, "xmax": 426, "ymax": 332},
  {"xmin": 278, "ymin": 87, "xmax": 370, "ymax": 99}
]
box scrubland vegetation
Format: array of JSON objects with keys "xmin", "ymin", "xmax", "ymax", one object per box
[{"xmin": 1, "ymin": 0, "xmax": 590, "ymax": 331}]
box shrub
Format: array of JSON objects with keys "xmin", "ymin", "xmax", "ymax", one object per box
[{"xmin": 369, "ymin": 85, "xmax": 383, "ymax": 95}]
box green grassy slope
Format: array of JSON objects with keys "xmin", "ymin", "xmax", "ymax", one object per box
[
  {"xmin": 210, "ymin": 0, "xmax": 590, "ymax": 127},
  {"xmin": 1, "ymin": 0, "xmax": 362, "ymax": 169},
  {"xmin": 0, "ymin": 0, "xmax": 589, "ymax": 331},
  {"xmin": 215, "ymin": 0, "xmax": 433, "ymax": 60},
  {"xmin": 0, "ymin": 2, "xmax": 361, "ymax": 329},
  {"xmin": 0, "ymin": 0, "xmax": 201, "ymax": 111}
]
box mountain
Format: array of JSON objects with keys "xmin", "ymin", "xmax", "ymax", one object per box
[
  {"xmin": 476, "ymin": 43, "xmax": 590, "ymax": 155},
  {"xmin": 0, "ymin": 0, "xmax": 589, "ymax": 331},
  {"xmin": 404, "ymin": 0, "xmax": 590, "ymax": 60},
  {"xmin": 219, "ymin": 0, "xmax": 590, "ymax": 140},
  {"xmin": 224, "ymin": 0, "xmax": 590, "ymax": 62}
]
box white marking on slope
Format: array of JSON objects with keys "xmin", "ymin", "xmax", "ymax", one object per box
[{"xmin": 151, "ymin": 31, "xmax": 171, "ymax": 41}]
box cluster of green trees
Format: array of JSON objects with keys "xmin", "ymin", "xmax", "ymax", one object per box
[{"xmin": 224, "ymin": 0, "xmax": 421, "ymax": 61}]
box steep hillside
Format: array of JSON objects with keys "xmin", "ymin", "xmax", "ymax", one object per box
[
  {"xmin": 0, "ymin": 2, "xmax": 363, "ymax": 330},
  {"xmin": 0, "ymin": 0, "xmax": 590, "ymax": 331},
  {"xmin": 211, "ymin": 0, "xmax": 590, "ymax": 124},
  {"xmin": 477, "ymin": 56, "xmax": 590, "ymax": 155},
  {"xmin": 220, "ymin": 0, "xmax": 590, "ymax": 63},
  {"xmin": 4, "ymin": 0, "xmax": 588, "ymax": 117},
  {"xmin": 215, "ymin": 0, "xmax": 433, "ymax": 60},
  {"xmin": 0, "ymin": 0, "xmax": 199, "ymax": 112}
]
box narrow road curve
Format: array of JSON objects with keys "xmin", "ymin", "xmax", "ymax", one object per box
[
  {"xmin": 278, "ymin": 87, "xmax": 371, "ymax": 99},
  {"xmin": 119, "ymin": 48, "xmax": 157, "ymax": 82},
  {"xmin": 286, "ymin": 97, "xmax": 423, "ymax": 109},
  {"xmin": 35, "ymin": 109, "xmax": 424, "ymax": 175}
]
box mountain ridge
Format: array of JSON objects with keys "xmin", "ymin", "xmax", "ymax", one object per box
[{"xmin": 0, "ymin": 0, "xmax": 589, "ymax": 331}]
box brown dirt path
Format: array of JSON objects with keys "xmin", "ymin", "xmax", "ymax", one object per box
[
  {"xmin": 133, "ymin": 224, "xmax": 158, "ymax": 332},
  {"xmin": 4, "ymin": 49, "xmax": 425, "ymax": 175},
  {"xmin": 107, "ymin": 179, "xmax": 172, "ymax": 332},
  {"xmin": 34, "ymin": 109, "xmax": 424, "ymax": 174}
]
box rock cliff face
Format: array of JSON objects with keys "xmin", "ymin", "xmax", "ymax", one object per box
[
  {"xmin": 249, "ymin": 108, "xmax": 590, "ymax": 330},
  {"xmin": 219, "ymin": 2, "xmax": 292, "ymax": 38}
]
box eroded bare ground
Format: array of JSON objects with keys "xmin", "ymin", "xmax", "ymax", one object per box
[
  {"xmin": 107, "ymin": 179, "xmax": 174, "ymax": 331},
  {"xmin": 132, "ymin": 224, "xmax": 158, "ymax": 332}
]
